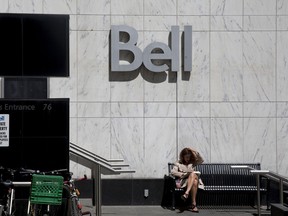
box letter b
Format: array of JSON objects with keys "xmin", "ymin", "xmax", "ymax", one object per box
[{"xmin": 111, "ymin": 25, "xmax": 142, "ymax": 71}]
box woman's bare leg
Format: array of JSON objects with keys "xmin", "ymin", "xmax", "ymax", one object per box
[
  {"xmin": 184, "ymin": 172, "xmax": 197, "ymax": 196},
  {"xmin": 190, "ymin": 177, "xmax": 199, "ymax": 211},
  {"xmin": 182, "ymin": 173, "xmax": 199, "ymax": 211}
]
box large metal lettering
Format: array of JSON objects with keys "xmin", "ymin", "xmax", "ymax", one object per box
[{"xmin": 111, "ymin": 25, "xmax": 192, "ymax": 73}]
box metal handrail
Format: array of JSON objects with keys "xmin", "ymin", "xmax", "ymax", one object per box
[
  {"xmin": 231, "ymin": 165, "xmax": 288, "ymax": 216},
  {"xmin": 69, "ymin": 142, "xmax": 135, "ymax": 216},
  {"xmin": 70, "ymin": 142, "xmax": 124, "ymax": 164},
  {"xmin": 69, "ymin": 142, "xmax": 135, "ymax": 174},
  {"xmin": 264, "ymin": 170, "xmax": 288, "ymax": 185},
  {"xmin": 251, "ymin": 170, "xmax": 288, "ymax": 208}
]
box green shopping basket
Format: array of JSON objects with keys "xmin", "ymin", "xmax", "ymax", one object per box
[{"xmin": 30, "ymin": 174, "xmax": 64, "ymax": 205}]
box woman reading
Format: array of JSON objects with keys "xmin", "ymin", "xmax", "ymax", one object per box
[{"xmin": 171, "ymin": 147, "xmax": 204, "ymax": 213}]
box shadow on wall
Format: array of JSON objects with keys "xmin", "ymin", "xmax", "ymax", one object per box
[{"xmin": 108, "ymin": 30, "xmax": 191, "ymax": 83}]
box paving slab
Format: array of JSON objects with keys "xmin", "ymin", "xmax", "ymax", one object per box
[{"xmin": 80, "ymin": 200, "xmax": 271, "ymax": 216}]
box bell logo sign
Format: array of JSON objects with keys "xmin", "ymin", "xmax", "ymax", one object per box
[{"xmin": 110, "ymin": 25, "xmax": 192, "ymax": 73}]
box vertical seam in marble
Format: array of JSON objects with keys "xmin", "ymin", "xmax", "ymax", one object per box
[
  {"xmin": 242, "ymin": 0, "xmax": 245, "ymax": 163},
  {"xmin": 76, "ymin": 0, "xmax": 79, "ymax": 147},
  {"xmin": 110, "ymin": 0, "xmax": 112, "ymax": 158},
  {"xmin": 275, "ymin": 0, "xmax": 278, "ymax": 173},
  {"xmin": 75, "ymin": 0, "xmax": 79, "ymax": 174},
  {"xmin": 209, "ymin": 0, "xmax": 212, "ymax": 162},
  {"xmin": 142, "ymin": 0, "xmax": 145, "ymax": 159},
  {"xmin": 175, "ymin": 0, "xmax": 179, "ymax": 159}
]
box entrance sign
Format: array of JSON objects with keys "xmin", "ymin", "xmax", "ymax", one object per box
[
  {"xmin": 111, "ymin": 25, "xmax": 192, "ymax": 72},
  {"xmin": 0, "ymin": 114, "xmax": 9, "ymax": 147}
]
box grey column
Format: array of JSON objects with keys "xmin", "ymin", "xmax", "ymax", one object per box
[{"xmin": 92, "ymin": 164, "xmax": 102, "ymax": 216}]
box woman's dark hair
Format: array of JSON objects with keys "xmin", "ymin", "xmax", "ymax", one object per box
[{"xmin": 179, "ymin": 148, "xmax": 195, "ymax": 165}]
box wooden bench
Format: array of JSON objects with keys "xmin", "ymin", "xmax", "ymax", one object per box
[{"xmin": 161, "ymin": 163, "xmax": 268, "ymax": 210}]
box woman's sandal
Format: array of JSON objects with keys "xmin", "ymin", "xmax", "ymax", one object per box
[
  {"xmin": 190, "ymin": 204, "xmax": 199, "ymax": 213},
  {"xmin": 181, "ymin": 193, "xmax": 189, "ymax": 201}
]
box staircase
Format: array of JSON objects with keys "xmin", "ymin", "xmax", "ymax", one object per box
[{"xmin": 69, "ymin": 142, "xmax": 135, "ymax": 216}]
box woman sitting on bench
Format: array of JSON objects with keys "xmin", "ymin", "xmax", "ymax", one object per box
[{"xmin": 171, "ymin": 147, "xmax": 204, "ymax": 213}]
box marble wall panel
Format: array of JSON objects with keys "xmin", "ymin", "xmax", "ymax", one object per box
[
  {"xmin": 43, "ymin": 0, "xmax": 76, "ymax": 14},
  {"xmin": 211, "ymin": 118, "xmax": 243, "ymax": 163},
  {"xmin": 244, "ymin": 0, "xmax": 276, "ymax": 15},
  {"xmin": 243, "ymin": 32, "xmax": 275, "ymax": 101},
  {"xmin": 77, "ymin": 31, "xmax": 110, "ymax": 102},
  {"xmin": 69, "ymin": 161, "xmax": 79, "ymax": 177},
  {"xmin": 277, "ymin": 118, "xmax": 288, "ymax": 175},
  {"xmin": 277, "ymin": 0, "xmax": 288, "ymax": 15},
  {"xmin": 211, "ymin": 102, "xmax": 242, "ymax": 117},
  {"xmin": 144, "ymin": 102, "xmax": 176, "ymax": 117},
  {"xmin": 78, "ymin": 31, "xmax": 109, "ymax": 71},
  {"xmin": 144, "ymin": 118, "xmax": 177, "ymax": 178},
  {"xmin": 78, "ymin": 118, "xmax": 111, "ymax": 158},
  {"xmin": 70, "ymin": 116, "xmax": 93, "ymax": 179},
  {"xmin": 77, "ymin": 15, "xmax": 110, "ymax": 31},
  {"xmin": 177, "ymin": 32, "xmax": 209, "ymax": 101},
  {"xmin": 70, "ymin": 161, "xmax": 91, "ymax": 179},
  {"xmin": 178, "ymin": 0, "xmax": 210, "ymax": 15},
  {"xmin": 243, "ymin": 16, "xmax": 276, "ymax": 31},
  {"xmin": 144, "ymin": 0, "xmax": 176, "ymax": 16},
  {"xmin": 277, "ymin": 102, "xmax": 288, "ymax": 117},
  {"xmin": 69, "ymin": 117, "xmax": 77, "ymax": 143},
  {"xmin": 70, "ymin": 102, "xmax": 77, "ymax": 118},
  {"xmin": 178, "ymin": 103, "xmax": 210, "ymax": 117},
  {"xmin": 211, "ymin": 0, "xmax": 243, "ymax": 15},
  {"xmin": 144, "ymin": 16, "xmax": 177, "ymax": 31},
  {"xmin": 144, "ymin": 81, "xmax": 176, "ymax": 102},
  {"xmin": 78, "ymin": 69, "xmax": 110, "ymax": 102},
  {"xmin": 78, "ymin": 103, "xmax": 110, "ymax": 117},
  {"xmin": 244, "ymin": 118, "xmax": 276, "ymax": 171},
  {"xmin": 77, "ymin": 0, "xmax": 110, "ymax": 15},
  {"xmin": 178, "ymin": 16, "xmax": 210, "ymax": 31},
  {"xmin": 111, "ymin": 103, "xmax": 143, "ymax": 117},
  {"xmin": 211, "ymin": 16, "xmax": 243, "ymax": 31},
  {"xmin": 111, "ymin": 118, "xmax": 144, "ymax": 178},
  {"xmin": 110, "ymin": 75, "xmax": 144, "ymax": 102},
  {"xmin": 0, "ymin": 0, "xmax": 8, "ymax": 12},
  {"xmin": 8, "ymin": 0, "xmax": 42, "ymax": 13},
  {"xmin": 244, "ymin": 102, "xmax": 276, "ymax": 117},
  {"xmin": 277, "ymin": 32, "xmax": 288, "ymax": 101},
  {"xmin": 211, "ymin": 32, "xmax": 243, "ymax": 101},
  {"xmin": 178, "ymin": 118, "xmax": 210, "ymax": 162},
  {"xmin": 111, "ymin": 0, "xmax": 143, "ymax": 15},
  {"xmin": 111, "ymin": 16, "xmax": 144, "ymax": 31},
  {"xmin": 277, "ymin": 16, "xmax": 288, "ymax": 30},
  {"xmin": 69, "ymin": 15, "xmax": 77, "ymax": 30}
]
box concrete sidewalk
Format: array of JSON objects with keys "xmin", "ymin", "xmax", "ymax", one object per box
[{"xmin": 80, "ymin": 200, "xmax": 271, "ymax": 216}]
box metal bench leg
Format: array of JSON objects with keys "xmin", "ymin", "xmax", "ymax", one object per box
[
  {"xmin": 27, "ymin": 200, "xmax": 31, "ymax": 215},
  {"xmin": 172, "ymin": 191, "xmax": 176, "ymax": 210},
  {"xmin": 266, "ymin": 179, "xmax": 271, "ymax": 210}
]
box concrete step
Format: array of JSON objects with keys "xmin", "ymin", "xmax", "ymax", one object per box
[
  {"xmin": 270, "ymin": 203, "xmax": 288, "ymax": 216},
  {"xmin": 285, "ymin": 191, "xmax": 288, "ymax": 205}
]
